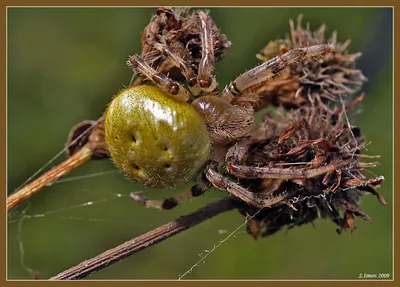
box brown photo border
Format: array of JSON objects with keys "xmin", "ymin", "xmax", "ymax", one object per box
[{"xmin": 1, "ymin": 0, "xmax": 398, "ymax": 286}]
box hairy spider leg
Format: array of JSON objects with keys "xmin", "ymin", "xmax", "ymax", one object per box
[
  {"xmin": 227, "ymin": 158, "xmax": 354, "ymax": 180},
  {"xmin": 130, "ymin": 181, "xmax": 211, "ymax": 210},
  {"xmin": 128, "ymin": 55, "xmax": 190, "ymax": 101},
  {"xmin": 197, "ymin": 11, "xmax": 218, "ymax": 93},
  {"xmin": 225, "ymin": 139, "xmax": 356, "ymax": 185},
  {"xmin": 221, "ymin": 44, "xmax": 333, "ymax": 103},
  {"xmin": 205, "ymin": 164, "xmax": 288, "ymax": 208},
  {"xmin": 191, "ymin": 96, "xmax": 255, "ymax": 145},
  {"xmin": 152, "ymin": 41, "xmax": 199, "ymax": 88}
]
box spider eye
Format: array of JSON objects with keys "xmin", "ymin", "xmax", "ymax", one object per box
[{"xmin": 104, "ymin": 85, "xmax": 210, "ymax": 188}]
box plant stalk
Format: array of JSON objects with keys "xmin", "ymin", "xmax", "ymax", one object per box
[
  {"xmin": 7, "ymin": 145, "xmax": 93, "ymax": 211},
  {"xmin": 50, "ymin": 198, "xmax": 237, "ymax": 280}
]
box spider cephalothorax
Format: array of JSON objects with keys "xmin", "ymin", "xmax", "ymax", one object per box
[{"xmin": 101, "ymin": 8, "xmax": 385, "ymax": 234}]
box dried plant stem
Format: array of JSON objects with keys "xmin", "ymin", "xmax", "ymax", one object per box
[
  {"xmin": 7, "ymin": 145, "xmax": 93, "ymax": 211},
  {"xmin": 50, "ymin": 198, "xmax": 237, "ymax": 280}
]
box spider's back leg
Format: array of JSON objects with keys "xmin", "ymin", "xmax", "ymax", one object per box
[
  {"xmin": 130, "ymin": 180, "xmax": 211, "ymax": 210},
  {"xmin": 205, "ymin": 163, "xmax": 288, "ymax": 208}
]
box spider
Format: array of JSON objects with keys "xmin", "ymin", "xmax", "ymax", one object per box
[{"xmin": 105, "ymin": 9, "xmax": 333, "ymax": 211}]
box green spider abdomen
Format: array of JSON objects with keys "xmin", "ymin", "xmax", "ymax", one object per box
[{"xmin": 104, "ymin": 85, "xmax": 211, "ymax": 188}]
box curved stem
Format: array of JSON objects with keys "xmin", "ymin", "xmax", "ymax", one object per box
[{"xmin": 7, "ymin": 145, "xmax": 93, "ymax": 211}]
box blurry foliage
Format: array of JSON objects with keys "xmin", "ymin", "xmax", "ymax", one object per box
[{"xmin": 7, "ymin": 7, "xmax": 392, "ymax": 279}]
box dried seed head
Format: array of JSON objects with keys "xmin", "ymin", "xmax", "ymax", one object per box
[
  {"xmin": 138, "ymin": 7, "xmax": 231, "ymax": 84},
  {"xmin": 66, "ymin": 119, "xmax": 109, "ymax": 159},
  {"xmin": 253, "ymin": 15, "xmax": 367, "ymax": 110},
  {"xmin": 231, "ymin": 97, "xmax": 385, "ymax": 238}
]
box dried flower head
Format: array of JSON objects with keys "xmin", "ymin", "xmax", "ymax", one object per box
[
  {"xmin": 231, "ymin": 96, "xmax": 386, "ymax": 238},
  {"xmin": 136, "ymin": 7, "xmax": 231, "ymax": 84},
  {"xmin": 251, "ymin": 15, "xmax": 367, "ymax": 110}
]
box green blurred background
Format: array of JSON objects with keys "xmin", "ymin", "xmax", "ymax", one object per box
[{"xmin": 7, "ymin": 7, "xmax": 393, "ymax": 280}]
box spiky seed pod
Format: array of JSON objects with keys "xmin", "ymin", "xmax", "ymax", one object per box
[
  {"xmin": 228, "ymin": 96, "xmax": 385, "ymax": 239},
  {"xmin": 137, "ymin": 7, "xmax": 231, "ymax": 83},
  {"xmin": 252, "ymin": 15, "xmax": 367, "ymax": 110}
]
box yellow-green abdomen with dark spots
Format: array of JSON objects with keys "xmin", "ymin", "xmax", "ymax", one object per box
[{"xmin": 104, "ymin": 85, "xmax": 210, "ymax": 188}]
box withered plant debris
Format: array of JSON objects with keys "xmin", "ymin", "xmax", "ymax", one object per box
[
  {"xmin": 230, "ymin": 95, "xmax": 385, "ymax": 238},
  {"xmin": 136, "ymin": 7, "xmax": 231, "ymax": 86},
  {"xmin": 251, "ymin": 15, "xmax": 367, "ymax": 110},
  {"xmin": 63, "ymin": 8, "xmax": 385, "ymax": 240}
]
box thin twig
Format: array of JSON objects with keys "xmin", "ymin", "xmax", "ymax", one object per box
[
  {"xmin": 7, "ymin": 118, "xmax": 107, "ymax": 212},
  {"xmin": 7, "ymin": 145, "xmax": 94, "ymax": 211},
  {"xmin": 50, "ymin": 198, "xmax": 237, "ymax": 280}
]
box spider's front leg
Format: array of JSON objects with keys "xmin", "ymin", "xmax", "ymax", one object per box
[
  {"xmin": 152, "ymin": 40, "xmax": 198, "ymax": 87},
  {"xmin": 196, "ymin": 10, "xmax": 218, "ymax": 93},
  {"xmin": 221, "ymin": 44, "xmax": 333, "ymax": 104},
  {"xmin": 127, "ymin": 55, "xmax": 190, "ymax": 101}
]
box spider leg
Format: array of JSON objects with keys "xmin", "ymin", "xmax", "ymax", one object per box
[
  {"xmin": 227, "ymin": 158, "xmax": 354, "ymax": 180},
  {"xmin": 152, "ymin": 40, "xmax": 201, "ymax": 95},
  {"xmin": 226, "ymin": 135, "xmax": 355, "ymax": 181},
  {"xmin": 225, "ymin": 140, "xmax": 284, "ymax": 195},
  {"xmin": 130, "ymin": 181, "xmax": 211, "ymax": 210},
  {"xmin": 196, "ymin": 10, "xmax": 218, "ymax": 93},
  {"xmin": 225, "ymin": 139, "xmax": 251, "ymax": 165},
  {"xmin": 191, "ymin": 96, "xmax": 255, "ymax": 145},
  {"xmin": 127, "ymin": 55, "xmax": 190, "ymax": 101},
  {"xmin": 220, "ymin": 44, "xmax": 333, "ymax": 103},
  {"xmin": 205, "ymin": 164, "xmax": 288, "ymax": 208}
]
